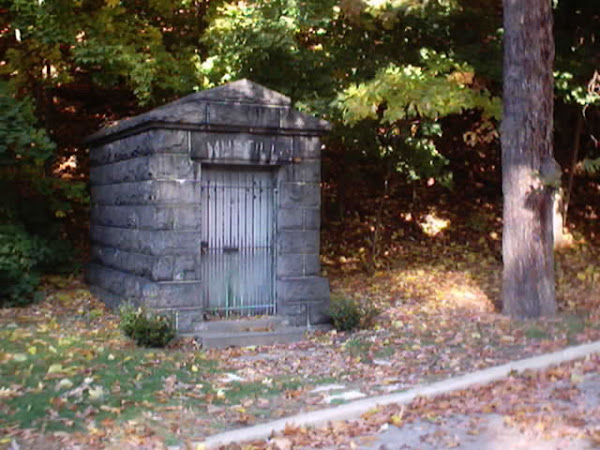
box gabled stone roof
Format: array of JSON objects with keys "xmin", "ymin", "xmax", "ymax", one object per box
[
  {"xmin": 86, "ymin": 79, "xmax": 330, "ymax": 145},
  {"xmin": 179, "ymin": 78, "xmax": 292, "ymax": 106}
]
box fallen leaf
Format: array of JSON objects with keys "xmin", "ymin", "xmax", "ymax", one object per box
[
  {"xmin": 47, "ymin": 363, "xmax": 64, "ymax": 374},
  {"xmin": 56, "ymin": 378, "xmax": 74, "ymax": 390},
  {"xmin": 269, "ymin": 437, "xmax": 293, "ymax": 450},
  {"xmin": 88, "ymin": 386, "xmax": 104, "ymax": 401}
]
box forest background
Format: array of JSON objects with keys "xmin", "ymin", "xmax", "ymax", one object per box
[{"xmin": 1, "ymin": 0, "xmax": 599, "ymax": 308}]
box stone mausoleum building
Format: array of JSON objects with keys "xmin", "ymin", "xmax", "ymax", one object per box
[{"xmin": 86, "ymin": 80, "xmax": 331, "ymax": 333}]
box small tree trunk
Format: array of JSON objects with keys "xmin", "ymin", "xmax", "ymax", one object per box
[
  {"xmin": 562, "ymin": 113, "xmax": 584, "ymax": 227},
  {"xmin": 553, "ymin": 188, "xmax": 568, "ymax": 248},
  {"xmin": 501, "ymin": 0, "xmax": 557, "ymax": 318}
]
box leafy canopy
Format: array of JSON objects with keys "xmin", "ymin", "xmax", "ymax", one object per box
[{"xmin": 339, "ymin": 48, "xmax": 500, "ymax": 123}]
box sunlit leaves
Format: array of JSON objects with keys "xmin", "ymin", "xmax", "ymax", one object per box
[
  {"xmin": 341, "ymin": 0, "xmax": 460, "ymax": 25},
  {"xmin": 201, "ymin": 0, "xmax": 335, "ymax": 94},
  {"xmin": 4, "ymin": 0, "xmax": 199, "ymax": 105},
  {"xmin": 334, "ymin": 49, "xmax": 500, "ymax": 181},
  {"xmin": 70, "ymin": 6, "xmax": 194, "ymax": 104},
  {"xmin": 339, "ymin": 49, "xmax": 500, "ymax": 124},
  {"xmin": 555, "ymin": 71, "xmax": 600, "ymax": 106}
]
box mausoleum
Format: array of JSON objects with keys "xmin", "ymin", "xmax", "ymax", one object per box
[{"xmin": 86, "ymin": 80, "xmax": 331, "ymax": 333}]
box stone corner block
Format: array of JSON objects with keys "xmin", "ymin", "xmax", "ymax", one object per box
[
  {"xmin": 278, "ymin": 230, "xmax": 320, "ymax": 254},
  {"xmin": 276, "ymin": 276, "xmax": 330, "ymax": 303},
  {"xmin": 309, "ymin": 301, "xmax": 331, "ymax": 326},
  {"xmin": 278, "ymin": 303, "xmax": 308, "ymax": 326},
  {"xmin": 169, "ymin": 307, "xmax": 204, "ymax": 333}
]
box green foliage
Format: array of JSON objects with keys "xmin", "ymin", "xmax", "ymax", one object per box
[
  {"xmin": 201, "ymin": 0, "xmax": 335, "ymax": 98},
  {"xmin": 0, "ymin": 220, "xmax": 76, "ymax": 307},
  {"xmin": 119, "ymin": 303, "xmax": 176, "ymax": 348},
  {"xmin": 329, "ymin": 296, "xmax": 380, "ymax": 331},
  {"xmin": 0, "ymin": 225, "xmax": 46, "ymax": 307},
  {"xmin": 4, "ymin": 0, "xmax": 199, "ymax": 105},
  {"xmin": 0, "ymin": 80, "xmax": 81, "ymax": 285},
  {"xmin": 0, "ymin": 83, "xmax": 79, "ymax": 306},
  {"xmin": 337, "ymin": 49, "xmax": 500, "ymax": 181},
  {"xmin": 71, "ymin": 10, "xmax": 195, "ymax": 104},
  {"xmin": 0, "ymin": 81, "xmax": 55, "ymax": 165},
  {"xmin": 339, "ymin": 49, "xmax": 500, "ymax": 123},
  {"xmin": 555, "ymin": 71, "xmax": 600, "ymax": 106}
]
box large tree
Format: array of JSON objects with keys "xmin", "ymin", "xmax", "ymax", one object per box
[{"xmin": 501, "ymin": 0, "xmax": 557, "ymax": 318}]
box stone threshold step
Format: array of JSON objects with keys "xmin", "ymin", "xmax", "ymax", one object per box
[
  {"xmin": 183, "ymin": 316, "xmax": 332, "ymax": 348},
  {"xmin": 193, "ymin": 316, "xmax": 288, "ymax": 334},
  {"xmin": 193, "ymin": 327, "xmax": 309, "ymax": 349}
]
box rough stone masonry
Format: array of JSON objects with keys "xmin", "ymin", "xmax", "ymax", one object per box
[{"xmin": 85, "ymin": 79, "xmax": 331, "ymax": 332}]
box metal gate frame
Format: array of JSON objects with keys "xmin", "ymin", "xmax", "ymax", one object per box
[{"xmin": 199, "ymin": 166, "xmax": 277, "ymax": 317}]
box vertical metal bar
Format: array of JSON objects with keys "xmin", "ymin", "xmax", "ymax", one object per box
[
  {"xmin": 213, "ymin": 180, "xmax": 217, "ymax": 249},
  {"xmin": 244, "ymin": 172, "xmax": 248, "ymax": 251},
  {"xmin": 272, "ymin": 174, "xmax": 277, "ymax": 314},
  {"xmin": 219, "ymin": 171, "xmax": 224, "ymax": 250},
  {"xmin": 251, "ymin": 173, "xmax": 256, "ymax": 254},
  {"xmin": 228, "ymin": 170, "xmax": 233, "ymax": 248}
]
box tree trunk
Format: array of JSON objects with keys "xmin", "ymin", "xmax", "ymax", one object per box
[{"xmin": 501, "ymin": 0, "xmax": 557, "ymax": 318}]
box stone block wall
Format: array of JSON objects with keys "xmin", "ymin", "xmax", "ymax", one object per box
[{"xmin": 88, "ymin": 129, "xmax": 204, "ymax": 331}]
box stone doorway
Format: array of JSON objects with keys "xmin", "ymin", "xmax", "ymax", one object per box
[{"xmin": 200, "ymin": 166, "xmax": 277, "ymax": 317}]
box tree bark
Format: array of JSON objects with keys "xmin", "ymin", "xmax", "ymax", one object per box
[{"xmin": 501, "ymin": 0, "xmax": 557, "ymax": 318}]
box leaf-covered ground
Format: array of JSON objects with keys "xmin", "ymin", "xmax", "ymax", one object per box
[{"xmin": 1, "ymin": 233, "xmax": 599, "ymax": 449}]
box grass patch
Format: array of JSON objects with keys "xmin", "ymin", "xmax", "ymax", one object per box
[
  {"xmin": 343, "ymin": 337, "xmax": 372, "ymax": 354},
  {"xmin": 219, "ymin": 376, "xmax": 303, "ymax": 405},
  {"xmin": 525, "ymin": 326, "xmax": 549, "ymax": 340},
  {"xmin": 373, "ymin": 345, "xmax": 395, "ymax": 359},
  {"xmin": 561, "ymin": 313, "xmax": 587, "ymax": 344},
  {"xmin": 278, "ymin": 377, "xmax": 304, "ymax": 391},
  {"xmin": 0, "ymin": 323, "xmax": 220, "ymax": 432},
  {"xmin": 219, "ymin": 381, "xmax": 278, "ymax": 405},
  {"xmin": 342, "ymin": 337, "xmax": 373, "ymax": 363},
  {"xmin": 162, "ymin": 433, "xmax": 182, "ymax": 447},
  {"xmin": 564, "ymin": 314, "xmax": 586, "ymax": 334}
]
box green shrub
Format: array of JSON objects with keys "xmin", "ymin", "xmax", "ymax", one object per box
[
  {"xmin": 329, "ymin": 296, "xmax": 380, "ymax": 332},
  {"xmin": 119, "ymin": 303, "xmax": 176, "ymax": 348},
  {"xmin": 0, "ymin": 224, "xmax": 47, "ymax": 306},
  {"xmin": 0, "ymin": 222, "xmax": 77, "ymax": 307}
]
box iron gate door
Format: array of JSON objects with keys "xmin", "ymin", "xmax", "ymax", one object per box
[{"xmin": 200, "ymin": 167, "xmax": 276, "ymax": 317}]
